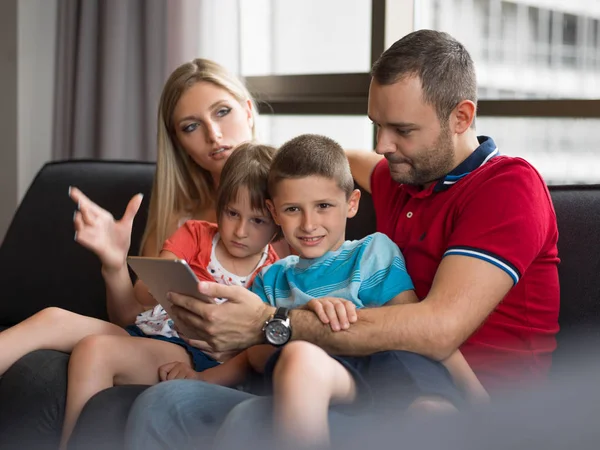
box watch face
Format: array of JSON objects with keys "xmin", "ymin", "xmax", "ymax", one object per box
[{"xmin": 266, "ymin": 320, "xmax": 291, "ymax": 346}]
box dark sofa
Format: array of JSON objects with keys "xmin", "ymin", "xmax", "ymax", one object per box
[{"xmin": 0, "ymin": 160, "xmax": 599, "ymax": 448}]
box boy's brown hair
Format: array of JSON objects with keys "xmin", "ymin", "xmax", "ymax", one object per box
[
  {"xmin": 268, "ymin": 134, "xmax": 354, "ymax": 198},
  {"xmin": 216, "ymin": 142, "xmax": 279, "ymax": 235}
]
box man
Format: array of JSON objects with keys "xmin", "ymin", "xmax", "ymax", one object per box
[{"xmin": 124, "ymin": 30, "xmax": 559, "ymax": 449}]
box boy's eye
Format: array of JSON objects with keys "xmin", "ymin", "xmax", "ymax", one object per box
[
  {"xmin": 284, "ymin": 206, "xmax": 299, "ymax": 213},
  {"xmin": 318, "ymin": 203, "xmax": 332, "ymax": 209},
  {"xmin": 216, "ymin": 107, "xmax": 231, "ymax": 117},
  {"xmin": 182, "ymin": 122, "xmax": 199, "ymax": 133}
]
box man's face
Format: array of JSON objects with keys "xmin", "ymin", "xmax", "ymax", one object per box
[{"xmin": 368, "ymin": 76, "xmax": 456, "ymax": 186}]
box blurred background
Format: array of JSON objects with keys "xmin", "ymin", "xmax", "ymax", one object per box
[{"xmin": 1, "ymin": 0, "xmax": 598, "ymax": 241}]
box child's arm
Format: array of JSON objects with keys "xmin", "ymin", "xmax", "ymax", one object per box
[
  {"xmin": 386, "ymin": 290, "xmax": 489, "ymax": 404},
  {"xmin": 440, "ymin": 350, "xmax": 490, "ymax": 404},
  {"xmin": 159, "ymin": 345, "xmax": 277, "ymax": 386}
]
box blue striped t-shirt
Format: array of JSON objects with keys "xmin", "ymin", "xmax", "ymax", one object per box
[{"xmin": 251, "ymin": 232, "xmax": 414, "ymax": 308}]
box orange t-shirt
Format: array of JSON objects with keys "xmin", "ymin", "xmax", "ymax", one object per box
[{"xmin": 162, "ymin": 220, "xmax": 279, "ymax": 287}]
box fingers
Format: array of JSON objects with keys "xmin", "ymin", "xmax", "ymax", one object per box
[
  {"xmin": 169, "ymin": 304, "xmax": 210, "ymax": 341},
  {"xmin": 181, "ymin": 337, "xmax": 212, "ymax": 353},
  {"xmin": 158, "ymin": 361, "xmax": 196, "ymax": 381},
  {"xmin": 69, "ymin": 186, "xmax": 100, "ymax": 224},
  {"xmin": 169, "ymin": 292, "xmax": 213, "ymax": 317},
  {"xmin": 323, "ymin": 301, "xmax": 342, "ymax": 331},
  {"xmin": 306, "ymin": 299, "xmax": 329, "ymax": 324},
  {"xmin": 123, "ymin": 193, "xmax": 144, "ymax": 223},
  {"xmin": 307, "ymin": 298, "xmax": 357, "ymax": 331},
  {"xmin": 197, "ymin": 281, "xmax": 242, "ymax": 302},
  {"xmin": 346, "ymin": 301, "xmax": 358, "ymax": 323},
  {"xmin": 158, "ymin": 361, "xmax": 178, "ymax": 381}
]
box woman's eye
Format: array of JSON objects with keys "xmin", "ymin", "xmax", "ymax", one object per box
[
  {"xmin": 216, "ymin": 107, "xmax": 231, "ymax": 118},
  {"xmin": 182, "ymin": 123, "xmax": 199, "ymax": 133}
]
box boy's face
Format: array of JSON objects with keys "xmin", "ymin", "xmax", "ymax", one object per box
[
  {"xmin": 219, "ymin": 187, "xmax": 277, "ymax": 260},
  {"xmin": 267, "ymin": 176, "xmax": 360, "ymax": 259}
]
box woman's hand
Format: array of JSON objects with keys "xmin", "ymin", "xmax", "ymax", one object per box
[
  {"xmin": 168, "ymin": 282, "xmax": 275, "ymax": 353},
  {"xmin": 69, "ymin": 187, "xmax": 143, "ymax": 272},
  {"xmin": 304, "ymin": 297, "xmax": 358, "ymax": 331}
]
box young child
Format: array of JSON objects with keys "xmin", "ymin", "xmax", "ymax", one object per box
[
  {"xmin": 0, "ymin": 142, "xmax": 280, "ymax": 449},
  {"xmin": 162, "ymin": 134, "xmax": 489, "ymax": 449}
]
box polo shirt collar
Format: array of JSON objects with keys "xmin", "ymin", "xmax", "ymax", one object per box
[
  {"xmin": 402, "ymin": 136, "xmax": 498, "ymax": 198},
  {"xmin": 433, "ymin": 135, "xmax": 498, "ymax": 193}
]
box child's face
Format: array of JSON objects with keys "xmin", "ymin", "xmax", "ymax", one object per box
[
  {"xmin": 219, "ymin": 187, "xmax": 277, "ymax": 259},
  {"xmin": 267, "ymin": 176, "xmax": 360, "ymax": 259}
]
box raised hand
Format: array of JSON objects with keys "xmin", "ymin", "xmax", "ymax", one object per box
[{"xmin": 69, "ymin": 186, "xmax": 143, "ymax": 272}]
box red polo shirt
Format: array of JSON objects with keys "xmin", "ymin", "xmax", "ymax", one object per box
[{"xmin": 371, "ymin": 136, "xmax": 560, "ymax": 390}]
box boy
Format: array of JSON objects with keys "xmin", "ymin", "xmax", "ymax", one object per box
[{"xmin": 161, "ymin": 134, "xmax": 488, "ymax": 448}]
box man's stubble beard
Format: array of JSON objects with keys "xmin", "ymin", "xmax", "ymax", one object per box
[{"xmin": 388, "ymin": 125, "xmax": 456, "ymax": 186}]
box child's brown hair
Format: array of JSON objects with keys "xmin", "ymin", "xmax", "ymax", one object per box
[
  {"xmin": 268, "ymin": 134, "xmax": 354, "ymax": 199},
  {"xmin": 216, "ymin": 142, "xmax": 282, "ymax": 239}
]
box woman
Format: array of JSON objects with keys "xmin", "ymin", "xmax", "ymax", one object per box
[{"xmin": 0, "ymin": 58, "xmax": 272, "ymax": 450}]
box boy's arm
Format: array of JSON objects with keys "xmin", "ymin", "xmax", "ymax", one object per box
[
  {"xmin": 440, "ymin": 350, "xmax": 490, "ymax": 404},
  {"xmin": 198, "ymin": 345, "xmax": 276, "ymax": 386},
  {"xmin": 372, "ymin": 289, "xmax": 490, "ymax": 403},
  {"xmin": 197, "ymin": 350, "xmax": 252, "ymax": 386}
]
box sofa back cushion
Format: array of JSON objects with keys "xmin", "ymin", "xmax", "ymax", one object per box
[{"xmin": 0, "ymin": 160, "xmax": 155, "ymax": 325}]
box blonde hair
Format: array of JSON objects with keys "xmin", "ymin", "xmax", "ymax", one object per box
[{"xmin": 140, "ymin": 59, "xmax": 258, "ymax": 254}]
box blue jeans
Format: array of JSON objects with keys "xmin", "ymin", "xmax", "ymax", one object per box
[
  {"xmin": 124, "ymin": 380, "xmax": 255, "ymax": 450},
  {"xmin": 125, "ymin": 380, "xmax": 376, "ymax": 450}
]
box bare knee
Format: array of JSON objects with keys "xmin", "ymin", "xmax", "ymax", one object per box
[
  {"xmin": 70, "ymin": 334, "xmax": 119, "ymax": 367},
  {"xmin": 36, "ymin": 307, "xmax": 75, "ymax": 323},
  {"xmin": 273, "ymin": 341, "xmax": 329, "ymax": 385},
  {"xmin": 408, "ymin": 396, "xmax": 458, "ymax": 416}
]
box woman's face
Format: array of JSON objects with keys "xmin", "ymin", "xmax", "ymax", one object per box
[{"xmin": 172, "ymin": 81, "xmax": 254, "ymax": 181}]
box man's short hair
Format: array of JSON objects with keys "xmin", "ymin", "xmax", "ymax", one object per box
[
  {"xmin": 269, "ymin": 134, "xmax": 354, "ymax": 198},
  {"xmin": 371, "ymin": 29, "xmax": 477, "ymax": 125}
]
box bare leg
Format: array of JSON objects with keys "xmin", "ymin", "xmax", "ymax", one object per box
[
  {"xmin": 0, "ymin": 307, "xmax": 127, "ymax": 375},
  {"xmin": 60, "ymin": 335, "xmax": 192, "ymax": 449},
  {"xmin": 272, "ymin": 341, "xmax": 356, "ymax": 449},
  {"xmin": 406, "ymin": 395, "xmax": 459, "ymax": 416}
]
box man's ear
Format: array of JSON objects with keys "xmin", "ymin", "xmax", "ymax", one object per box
[
  {"xmin": 451, "ymin": 99, "xmax": 476, "ymax": 134},
  {"xmin": 346, "ymin": 189, "xmax": 361, "ymax": 219},
  {"xmin": 266, "ymin": 199, "xmax": 280, "ymax": 225}
]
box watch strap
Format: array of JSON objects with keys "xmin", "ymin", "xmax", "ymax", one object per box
[{"xmin": 273, "ymin": 307, "xmax": 290, "ymax": 321}]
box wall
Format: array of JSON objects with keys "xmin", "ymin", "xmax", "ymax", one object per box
[
  {"xmin": 0, "ymin": 0, "xmax": 57, "ymax": 242},
  {"xmin": 18, "ymin": 0, "xmax": 57, "ymax": 201},
  {"xmin": 0, "ymin": 0, "xmax": 19, "ymax": 243}
]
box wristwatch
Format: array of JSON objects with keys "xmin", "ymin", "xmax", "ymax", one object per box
[{"xmin": 263, "ymin": 307, "xmax": 292, "ymax": 346}]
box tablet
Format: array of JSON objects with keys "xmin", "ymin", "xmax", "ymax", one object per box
[{"xmin": 127, "ymin": 257, "xmax": 220, "ymax": 332}]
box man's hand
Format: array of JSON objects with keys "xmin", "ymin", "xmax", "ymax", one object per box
[
  {"xmin": 304, "ymin": 298, "xmax": 358, "ymax": 331},
  {"xmin": 168, "ymin": 282, "xmax": 275, "ymax": 353},
  {"xmin": 70, "ymin": 186, "xmax": 143, "ymax": 272},
  {"xmin": 178, "ymin": 335, "xmax": 240, "ymax": 362},
  {"xmin": 158, "ymin": 361, "xmax": 200, "ymax": 381}
]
